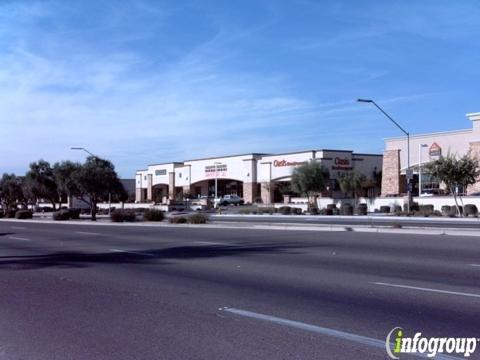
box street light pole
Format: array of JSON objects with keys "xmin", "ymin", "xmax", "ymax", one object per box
[
  {"xmin": 357, "ymin": 99, "xmax": 412, "ymax": 212},
  {"xmin": 418, "ymin": 144, "xmax": 428, "ymax": 197},
  {"xmin": 71, "ymin": 147, "xmax": 112, "ymax": 215},
  {"xmin": 214, "ymin": 162, "xmax": 222, "ymax": 199}
]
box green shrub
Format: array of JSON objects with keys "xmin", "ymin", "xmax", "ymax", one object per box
[
  {"xmin": 188, "ymin": 213, "xmax": 208, "ymax": 224},
  {"xmin": 404, "ymin": 202, "xmax": 419, "ymax": 212},
  {"xmin": 292, "ymin": 207, "xmax": 303, "ymax": 215},
  {"xmin": 321, "ymin": 208, "xmax": 333, "ymax": 215},
  {"xmin": 143, "ymin": 209, "xmax": 165, "ymax": 221},
  {"xmin": 5, "ymin": 209, "xmax": 16, "ymax": 218},
  {"xmin": 169, "ymin": 216, "xmax": 188, "ymax": 224},
  {"xmin": 341, "ymin": 204, "xmax": 354, "ymax": 216},
  {"xmin": 441, "ymin": 205, "xmax": 451, "ymax": 216},
  {"xmin": 238, "ymin": 208, "xmax": 252, "ymax": 214},
  {"xmin": 464, "ymin": 204, "xmax": 478, "ymax": 217},
  {"xmin": 258, "ymin": 207, "xmax": 275, "ymax": 215},
  {"xmin": 53, "ymin": 209, "xmax": 71, "ymax": 221},
  {"xmin": 309, "ymin": 207, "xmax": 320, "ymax": 215},
  {"xmin": 122, "ymin": 210, "xmax": 137, "ymax": 222},
  {"xmin": 15, "ymin": 210, "xmax": 32, "ymax": 219},
  {"xmin": 392, "ymin": 205, "xmax": 402, "ymax": 213},
  {"xmin": 278, "ymin": 206, "xmax": 292, "ymax": 215},
  {"xmin": 356, "ymin": 203, "xmax": 368, "ymax": 215},
  {"xmin": 69, "ymin": 208, "xmax": 81, "ymax": 219},
  {"xmin": 326, "ymin": 204, "xmax": 337, "ymax": 210},
  {"xmin": 332, "ymin": 207, "xmax": 340, "ymax": 215},
  {"xmin": 414, "ymin": 210, "xmax": 431, "ymax": 217},
  {"xmin": 379, "ymin": 205, "xmax": 391, "ymax": 213},
  {"xmin": 432, "ymin": 210, "xmax": 443, "ymax": 217}
]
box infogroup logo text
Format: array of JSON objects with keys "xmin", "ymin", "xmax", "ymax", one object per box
[{"xmin": 386, "ymin": 327, "xmax": 479, "ymax": 359}]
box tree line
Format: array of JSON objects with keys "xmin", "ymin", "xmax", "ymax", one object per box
[{"xmin": 0, "ymin": 156, "xmax": 126, "ymax": 221}]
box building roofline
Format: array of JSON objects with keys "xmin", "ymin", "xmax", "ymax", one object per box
[
  {"xmin": 353, "ymin": 153, "xmax": 383, "ymax": 157},
  {"xmin": 147, "ymin": 161, "xmax": 183, "ymax": 167},
  {"xmin": 384, "ymin": 128, "xmax": 472, "ymax": 141},
  {"xmin": 183, "ymin": 153, "xmax": 268, "ymax": 163}
]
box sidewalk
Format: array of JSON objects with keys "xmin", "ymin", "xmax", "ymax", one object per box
[{"xmin": 2, "ymin": 216, "xmax": 480, "ymax": 237}]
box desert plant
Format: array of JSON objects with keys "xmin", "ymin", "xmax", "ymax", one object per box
[
  {"xmin": 292, "ymin": 207, "xmax": 303, "ymax": 215},
  {"xmin": 278, "ymin": 206, "xmax": 292, "ymax": 215},
  {"xmin": 143, "ymin": 209, "xmax": 165, "ymax": 221},
  {"xmin": 15, "ymin": 210, "xmax": 33, "ymax": 219},
  {"xmin": 188, "ymin": 213, "xmax": 208, "ymax": 224},
  {"xmin": 441, "ymin": 205, "xmax": 451, "ymax": 216},
  {"xmin": 341, "ymin": 204, "xmax": 354, "ymax": 216},
  {"xmin": 379, "ymin": 205, "xmax": 391, "ymax": 213},
  {"xmin": 53, "ymin": 209, "xmax": 71, "ymax": 221},
  {"xmin": 169, "ymin": 216, "xmax": 188, "ymax": 224},
  {"xmin": 69, "ymin": 208, "xmax": 81, "ymax": 219},
  {"xmin": 356, "ymin": 203, "xmax": 368, "ymax": 215},
  {"xmin": 464, "ymin": 204, "xmax": 478, "ymax": 217}
]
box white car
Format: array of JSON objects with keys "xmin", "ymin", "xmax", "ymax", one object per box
[{"xmin": 215, "ymin": 195, "xmax": 244, "ymax": 207}]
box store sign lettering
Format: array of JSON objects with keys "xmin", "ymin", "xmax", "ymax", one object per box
[
  {"xmin": 332, "ymin": 157, "xmax": 352, "ymax": 171},
  {"xmin": 273, "ymin": 160, "xmax": 307, "ymax": 167},
  {"xmin": 429, "ymin": 142, "xmax": 442, "ymax": 157},
  {"xmin": 205, "ymin": 164, "xmax": 227, "ymax": 178}
]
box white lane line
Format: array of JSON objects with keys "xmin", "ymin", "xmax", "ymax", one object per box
[
  {"xmin": 75, "ymin": 231, "xmax": 101, "ymax": 236},
  {"xmin": 469, "ymin": 264, "xmax": 480, "ymax": 267},
  {"xmin": 218, "ymin": 307, "xmax": 459, "ymax": 360},
  {"xmin": 194, "ymin": 241, "xmax": 226, "ymax": 245},
  {"xmin": 10, "ymin": 226, "xmax": 25, "ymax": 229},
  {"xmin": 8, "ymin": 236, "xmax": 30, "ymax": 241},
  {"xmin": 109, "ymin": 249, "xmax": 154, "ymax": 257},
  {"xmin": 373, "ymin": 282, "xmax": 480, "ymax": 299}
]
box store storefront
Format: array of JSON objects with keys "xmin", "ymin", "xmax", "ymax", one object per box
[
  {"xmin": 382, "ymin": 112, "xmax": 480, "ymax": 196},
  {"xmin": 136, "ymin": 149, "xmax": 382, "ymax": 204}
]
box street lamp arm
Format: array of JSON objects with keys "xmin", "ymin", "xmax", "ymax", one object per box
[
  {"xmin": 370, "ymin": 101, "xmax": 409, "ymax": 136},
  {"xmin": 71, "ymin": 147, "xmax": 96, "ymax": 157}
]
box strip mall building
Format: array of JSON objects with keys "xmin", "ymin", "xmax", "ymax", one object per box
[
  {"xmin": 135, "ymin": 149, "xmax": 382, "ymax": 204},
  {"xmin": 382, "ymin": 112, "xmax": 480, "ymax": 196}
]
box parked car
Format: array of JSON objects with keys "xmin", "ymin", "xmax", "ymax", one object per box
[{"xmin": 215, "ymin": 195, "xmax": 244, "ymax": 207}]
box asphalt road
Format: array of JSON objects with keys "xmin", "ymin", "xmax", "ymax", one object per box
[
  {"xmin": 0, "ymin": 220, "xmax": 480, "ymax": 360},
  {"xmin": 212, "ymin": 214, "xmax": 480, "ymax": 229}
]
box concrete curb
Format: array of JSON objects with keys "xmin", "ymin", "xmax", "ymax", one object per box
[{"xmin": 1, "ymin": 218, "xmax": 480, "ymax": 237}]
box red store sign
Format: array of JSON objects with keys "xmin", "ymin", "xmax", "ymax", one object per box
[{"xmin": 273, "ymin": 160, "xmax": 308, "ymax": 167}]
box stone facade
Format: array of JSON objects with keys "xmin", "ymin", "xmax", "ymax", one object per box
[
  {"xmin": 381, "ymin": 150, "xmax": 401, "ymax": 196},
  {"xmin": 468, "ymin": 142, "xmax": 480, "ymax": 194},
  {"xmin": 146, "ymin": 174, "xmax": 153, "ymax": 201},
  {"xmin": 261, "ymin": 182, "xmax": 273, "ymax": 204},
  {"xmin": 243, "ymin": 182, "xmax": 256, "ymax": 204},
  {"xmin": 168, "ymin": 172, "xmax": 176, "ymax": 200}
]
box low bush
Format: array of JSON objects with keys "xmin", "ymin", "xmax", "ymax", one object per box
[
  {"xmin": 122, "ymin": 210, "xmax": 137, "ymax": 222},
  {"xmin": 53, "ymin": 209, "xmax": 71, "ymax": 221},
  {"xmin": 321, "ymin": 208, "xmax": 333, "ymax": 215},
  {"xmin": 464, "ymin": 204, "xmax": 478, "ymax": 217},
  {"xmin": 0, "ymin": 211, "xmax": 4, "ymax": 218},
  {"xmin": 143, "ymin": 209, "xmax": 165, "ymax": 221},
  {"xmin": 414, "ymin": 210, "xmax": 431, "ymax": 217},
  {"xmin": 278, "ymin": 206, "xmax": 292, "ymax": 215},
  {"xmin": 15, "ymin": 210, "xmax": 32, "ymax": 219},
  {"xmin": 332, "ymin": 207, "xmax": 340, "ymax": 215},
  {"xmin": 69, "ymin": 208, "xmax": 81, "ymax": 219},
  {"xmin": 188, "ymin": 213, "xmax": 209, "ymax": 224},
  {"xmin": 341, "ymin": 204, "xmax": 354, "ymax": 216},
  {"xmin": 356, "ymin": 203, "xmax": 368, "ymax": 216},
  {"xmin": 258, "ymin": 207, "xmax": 275, "ymax": 215},
  {"xmin": 309, "ymin": 207, "xmax": 320, "ymax": 215},
  {"xmin": 432, "ymin": 210, "xmax": 443, "ymax": 217},
  {"xmin": 404, "ymin": 202, "xmax": 419, "ymax": 212},
  {"xmin": 326, "ymin": 204, "xmax": 337, "ymax": 210},
  {"xmin": 292, "ymin": 207, "xmax": 303, "ymax": 215},
  {"xmin": 169, "ymin": 216, "xmax": 188, "ymax": 224},
  {"xmin": 419, "ymin": 204, "xmax": 434, "ymax": 212},
  {"xmin": 392, "ymin": 205, "xmax": 402, "ymax": 213},
  {"xmin": 379, "ymin": 205, "xmax": 391, "ymax": 213},
  {"xmin": 441, "ymin": 205, "xmax": 451, "ymax": 216},
  {"xmin": 5, "ymin": 209, "xmax": 16, "ymax": 218},
  {"xmin": 238, "ymin": 208, "xmax": 252, "ymax": 214},
  {"xmin": 110, "ymin": 209, "xmax": 136, "ymax": 222}
]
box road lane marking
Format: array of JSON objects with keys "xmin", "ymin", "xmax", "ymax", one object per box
[
  {"xmin": 469, "ymin": 264, "xmax": 480, "ymax": 267},
  {"xmin": 373, "ymin": 282, "xmax": 480, "ymax": 299},
  {"xmin": 218, "ymin": 307, "xmax": 460, "ymax": 360},
  {"xmin": 75, "ymin": 231, "xmax": 101, "ymax": 236},
  {"xmin": 194, "ymin": 241, "xmax": 226, "ymax": 245},
  {"xmin": 109, "ymin": 249, "xmax": 154, "ymax": 257},
  {"xmin": 8, "ymin": 236, "xmax": 30, "ymax": 241},
  {"xmin": 10, "ymin": 226, "xmax": 25, "ymax": 229}
]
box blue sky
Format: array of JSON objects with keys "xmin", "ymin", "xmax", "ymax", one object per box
[{"xmin": 1, "ymin": 0, "xmax": 480, "ymax": 177}]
